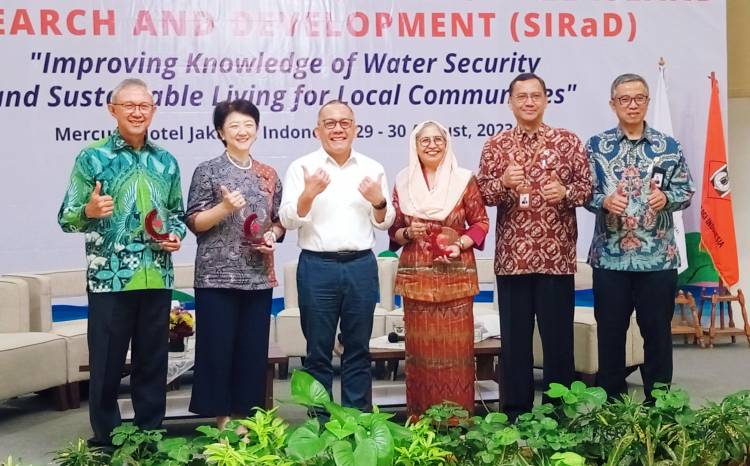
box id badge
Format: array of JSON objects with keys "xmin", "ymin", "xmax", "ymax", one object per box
[
  {"xmin": 651, "ymin": 166, "xmax": 667, "ymax": 189},
  {"xmin": 518, "ymin": 185, "xmax": 531, "ymax": 210}
]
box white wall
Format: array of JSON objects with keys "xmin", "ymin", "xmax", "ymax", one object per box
[{"xmin": 728, "ymin": 98, "xmax": 750, "ymax": 317}]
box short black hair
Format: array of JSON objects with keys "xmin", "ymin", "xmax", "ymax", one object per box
[
  {"xmin": 507, "ymin": 73, "xmax": 547, "ymax": 96},
  {"xmin": 213, "ymin": 99, "xmax": 261, "ymax": 146}
]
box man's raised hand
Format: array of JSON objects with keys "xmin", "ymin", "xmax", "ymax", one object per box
[
  {"xmin": 84, "ymin": 181, "xmax": 114, "ymax": 218},
  {"xmin": 302, "ymin": 165, "xmax": 330, "ymax": 198},
  {"xmin": 359, "ymin": 173, "xmax": 385, "ymax": 206}
]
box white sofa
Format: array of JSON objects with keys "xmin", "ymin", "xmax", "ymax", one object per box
[
  {"xmin": 6, "ymin": 264, "xmax": 198, "ymax": 408},
  {"xmin": 0, "ymin": 276, "xmax": 69, "ymax": 409}
]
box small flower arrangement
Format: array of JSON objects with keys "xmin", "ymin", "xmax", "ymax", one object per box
[{"xmin": 169, "ymin": 305, "xmax": 194, "ymax": 340}]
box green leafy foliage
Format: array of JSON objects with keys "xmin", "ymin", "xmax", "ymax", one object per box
[
  {"xmin": 35, "ymin": 378, "xmax": 750, "ymax": 466},
  {"xmin": 52, "ymin": 439, "xmax": 109, "ymax": 466},
  {"xmin": 1, "ymin": 457, "xmax": 32, "ymax": 466}
]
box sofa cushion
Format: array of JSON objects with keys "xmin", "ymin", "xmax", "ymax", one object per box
[
  {"xmin": 52, "ymin": 320, "xmax": 90, "ymax": 384},
  {"xmin": 0, "ymin": 278, "xmax": 30, "ymax": 333},
  {"xmin": 0, "ymin": 332, "xmax": 68, "ymax": 400}
]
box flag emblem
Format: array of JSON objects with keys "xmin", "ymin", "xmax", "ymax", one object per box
[{"xmin": 708, "ymin": 163, "xmax": 730, "ymax": 198}]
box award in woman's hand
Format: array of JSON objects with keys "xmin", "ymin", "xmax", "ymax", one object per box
[
  {"xmin": 243, "ymin": 207, "xmax": 271, "ymax": 247},
  {"xmin": 144, "ymin": 208, "xmax": 170, "ymax": 241},
  {"xmin": 428, "ymin": 224, "xmax": 460, "ymax": 260}
]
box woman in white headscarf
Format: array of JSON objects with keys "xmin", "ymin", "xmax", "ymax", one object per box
[{"xmin": 389, "ymin": 120, "xmax": 489, "ymax": 418}]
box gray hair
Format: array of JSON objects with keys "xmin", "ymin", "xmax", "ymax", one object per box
[
  {"xmin": 110, "ymin": 78, "xmax": 152, "ymax": 103},
  {"xmin": 416, "ymin": 121, "xmax": 447, "ymax": 140},
  {"xmin": 317, "ymin": 99, "xmax": 354, "ymax": 120},
  {"xmin": 610, "ymin": 73, "xmax": 649, "ymax": 99}
]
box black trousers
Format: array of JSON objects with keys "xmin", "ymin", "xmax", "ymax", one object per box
[
  {"xmin": 496, "ymin": 274, "xmax": 575, "ymax": 420},
  {"xmin": 87, "ymin": 289, "xmax": 171, "ymax": 444},
  {"xmin": 593, "ymin": 268, "xmax": 677, "ymax": 401},
  {"xmin": 189, "ymin": 287, "xmax": 272, "ymax": 417}
]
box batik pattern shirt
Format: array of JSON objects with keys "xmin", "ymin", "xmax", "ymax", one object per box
[
  {"xmin": 186, "ymin": 154, "xmax": 283, "ymax": 290},
  {"xmin": 585, "ymin": 125, "xmax": 695, "ymax": 271},
  {"xmin": 58, "ymin": 129, "xmax": 186, "ymax": 292},
  {"xmin": 477, "ymin": 124, "xmax": 592, "ymax": 275},
  {"xmin": 388, "ymin": 177, "xmax": 489, "ymax": 302}
]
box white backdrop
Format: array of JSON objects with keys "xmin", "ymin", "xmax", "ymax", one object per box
[{"xmin": 0, "ymin": 1, "xmax": 726, "ymax": 296}]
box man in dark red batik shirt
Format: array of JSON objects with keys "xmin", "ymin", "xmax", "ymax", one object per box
[{"xmin": 476, "ymin": 73, "xmax": 593, "ymax": 420}]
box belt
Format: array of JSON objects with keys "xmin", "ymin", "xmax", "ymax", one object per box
[{"xmin": 302, "ymin": 249, "xmax": 371, "ymax": 262}]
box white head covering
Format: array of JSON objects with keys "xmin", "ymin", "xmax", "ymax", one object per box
[{"xmin": 395, "ymin": 120, "xmax": 473, "ymax": 221}]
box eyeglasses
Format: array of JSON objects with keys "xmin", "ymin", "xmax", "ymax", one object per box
[
  {"xmin": 513, "ymin": 93, "xmax": 545, "ymax": 104},
  {"xmin": 418, "ymin": 136, "xmax": 446, "ymax": 147},
  {"xmin": 320, "ymin": 118, "xmax": 354, "ymax": 130},
  {"xmin": 614, "ymin": 94, "xmax": 649, "ymax": 107},
  {"xmin": 111, "ymin": 102, "xmax": 155, "ymax": 113}
]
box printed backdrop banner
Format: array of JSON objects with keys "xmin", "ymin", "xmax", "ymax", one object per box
[{"xmin": 0, "ymin": 1, "xmax": 726, "ymax": 292}]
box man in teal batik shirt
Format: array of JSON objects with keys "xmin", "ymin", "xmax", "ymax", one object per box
[
  {"xmin": 58, "ymin": 78, "xmax": 186, "ymax": 447},
  {"xmin": 586, "ymin": 73, "xmax": 694, "ymax": 403}
]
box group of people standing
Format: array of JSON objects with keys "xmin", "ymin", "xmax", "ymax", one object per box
[{"xmin": 58, "ymin": 70, "xmax": 694, "ymax": 447}]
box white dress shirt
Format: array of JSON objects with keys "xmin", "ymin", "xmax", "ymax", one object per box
[{"xmin": 280, "ymin": 147, "xmax": 395, "ymax": 252}]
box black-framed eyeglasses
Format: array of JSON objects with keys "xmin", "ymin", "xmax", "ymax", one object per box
[
  {"xmin": 418, "ymin": 136, "xmax": 446, "ymax": 147},
  {"xmin": 321, "ymin": 118, "xmax": 354, "ymax": 130},
  {"xmin": 111, "ymin": 102, "xmax": 155, "ymax": 113},
  {"xmin": 614, "ymin": 94, "xmax": 649, "ymax": 107}
]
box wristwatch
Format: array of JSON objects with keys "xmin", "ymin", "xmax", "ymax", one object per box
[{"xmin": 372, "ymin": 199, "xmax": 387, "ymax": 210}]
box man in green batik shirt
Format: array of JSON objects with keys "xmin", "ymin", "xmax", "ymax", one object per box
[{"xmin": 58, "ymin": 78, "xmax": 186, "ymax": 448}]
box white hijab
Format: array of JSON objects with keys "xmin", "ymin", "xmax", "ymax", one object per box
[{"xmin": 395, "ymin": 120, "xmax": 473, "ymax": 221}]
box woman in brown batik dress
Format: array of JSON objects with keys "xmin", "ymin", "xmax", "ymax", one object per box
[
  {"xmin": 389, "ymin": 120, "xmax": 489, "ymax": 417},
  {"xmin": 185, "ymin": 99, "xmax": 284, "ymax": 428}
]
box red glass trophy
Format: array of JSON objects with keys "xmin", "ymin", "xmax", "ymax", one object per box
[
  {"xmin": 243, "ymin": 208, "xmax": 270, "ymax": 247},
  {"xmin": 144, "ymin": 209, "xmax": 170, "ymax": 241},
  {"xmin": 428, "ymin": 224, "xmax": 460, "ymax": 259}
]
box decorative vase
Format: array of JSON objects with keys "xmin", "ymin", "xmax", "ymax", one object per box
[{"xmin": 168, "ymin": 337, "xmax": 185, "ymax": 352}]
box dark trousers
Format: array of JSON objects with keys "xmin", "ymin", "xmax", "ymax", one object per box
[
  {"xmin": 496, "ymin": 274, "xmax": 575, "ymax": 420},
  {"xmin": 87, "ymin": 289, "xmax": 171, "ymax": 444},
  {"xmin": 190, "ymin": 287, "xmax": 272, "ymax": 417},
  {"xmin": 593, "ymin": 267, "xmax": 677, "ymax": 401},
  {"xmin": 297, "ymin": 250, "xmax": 378, "ymax": 410}
]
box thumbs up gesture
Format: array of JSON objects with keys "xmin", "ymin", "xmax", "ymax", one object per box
[
  {"xmin": 542, "ymin": 170, "xmax": 566, "ymax": 204},
  {"xmin": 302, "ymin": 165, "xmax": 330, "ymax": 198},
  {"xmin": 604, "ymin": 182, "xmax": 629, "ymax": 216},
  {"xmin": 219, "ymin": 185, "xmax": 246, "ymax": 213},
  {"xmin": 501, "ymin": 158, "xmax": 525, "ymax": 190},
  {"xmin": 84, "ymin": 181, "xmax": 114, "ymax": 218},
  {"xmin": 647, "ymin": 179, "xmax": 667, "ymax": 211},
  {"xmin": 359, "ymin": 173, "xmax": 385, "ymax": 206}
]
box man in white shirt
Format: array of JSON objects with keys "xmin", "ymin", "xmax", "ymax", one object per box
[{"xmin": 280, "ymin": 100, "xmax": 395, "ymax": 411}]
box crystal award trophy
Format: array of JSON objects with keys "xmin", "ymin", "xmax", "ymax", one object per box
[
  {"xmin": 243, "ymin": 207, "xmax": 271, "ymax": 247},
  {"xmin": 144, "ymin": 208, "xmax": 170, "ymax": 241},
  {"xmin": 428, "ymin": 224, "xmax": 460, "ymax": 259}
]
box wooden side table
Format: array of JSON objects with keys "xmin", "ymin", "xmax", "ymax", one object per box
[
  {"xmin": 699, "ymin": 286, "xmax": 750, "ymax": 348},
  {"xmin": 671, "ymin": 291, "xmax": 705, "ymax": 347}
]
